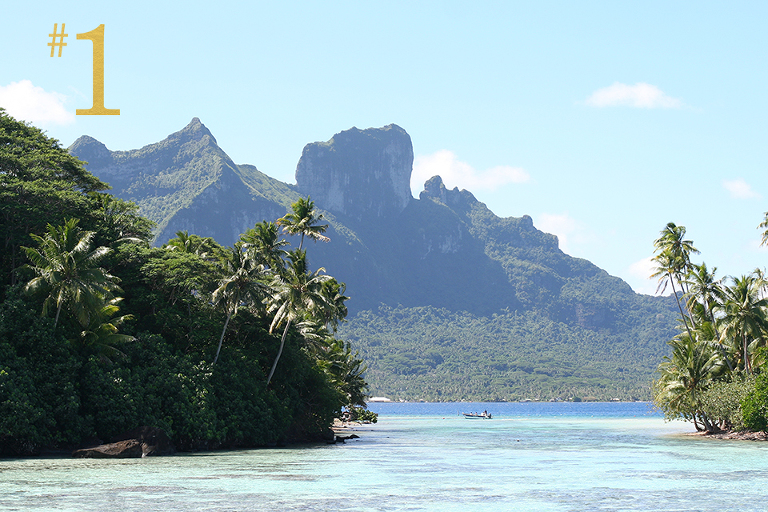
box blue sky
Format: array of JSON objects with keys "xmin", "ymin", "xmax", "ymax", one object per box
[{"xmin": 2, "ymin": 1, "xmax": 767, "ymax": 295}]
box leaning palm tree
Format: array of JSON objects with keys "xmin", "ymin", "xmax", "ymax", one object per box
[
  {"xmin": 276, "ymin": 196, "xmax": 330, "ymax": 251},
  {"xmin": 654, "ymin": 222, "xmax": 699, "ymax": 279},
  {"xmin": 265, "ymin": 249, "xmax": 331, "ymax": 385},
  {"xmin": 652, "ymin": 249, "xmax": 695, "ymax": 340},
  {"xmin": 23, "ymin": 218, "xmax": 120, "ymax": 328},
  {"xmin": 211, "ymin": 244, "xmax": 270, "ymax": 365},
  {"xmin": 652, "ymin": 223, "xmax": 700, "ymax": 337}
]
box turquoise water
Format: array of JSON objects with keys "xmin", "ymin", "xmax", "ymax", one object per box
[{"xmin": 2, "ymin": 402, "xmax": 768, "ymax": 511}]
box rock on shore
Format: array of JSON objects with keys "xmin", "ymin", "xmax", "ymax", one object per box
[{"xmin": 73, "ymin": 426, "xmax": 175, "ymax": 458}]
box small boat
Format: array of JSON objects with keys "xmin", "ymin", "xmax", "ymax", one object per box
[{"xmin": 462, "ymin": 411, "xmax": 492, "ymax": 419}]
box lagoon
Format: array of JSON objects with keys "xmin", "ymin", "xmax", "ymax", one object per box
[{"xmin": 2, "ymin": 402, "xmax": 768, "ymax": 511}]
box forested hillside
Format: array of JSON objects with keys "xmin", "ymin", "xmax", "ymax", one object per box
[{"xmin": 343, "ymin": 302, "xmax": 676, "ymax": 401}]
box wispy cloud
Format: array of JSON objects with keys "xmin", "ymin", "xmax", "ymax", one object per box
[
  {"xmin": 723, "ymin": 178, "xmax": 761, "ymax": 199},
  {"xmin": 412, "ymin": 150, "xmax": 529, "ymax": 195},
  {"xmin": 584, "ymin": 82, "xmax": 682, "ymax": 109},
  {"xmin": 0, "ymin": 80, "xmax": 75, "ymax": 126}
]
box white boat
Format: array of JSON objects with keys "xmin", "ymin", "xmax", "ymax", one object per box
[{"xmin": 462, "ymin": 411, "xmax": 492, "ymax": 419}]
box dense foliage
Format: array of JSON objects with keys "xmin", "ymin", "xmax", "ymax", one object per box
[
  {"xmin": 0, "ymin": 110, "xmax": 371, "ymax": 456},
  {"xmin": 652, "ymin": 220, "xmax": 768, "ymax": 433}
]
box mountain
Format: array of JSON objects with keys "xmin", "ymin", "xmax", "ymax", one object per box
[
  {"xmin": 69, "ymin": 118, "xmax": 297, "ymax": 246},
  {"xmin": 70, "ymin": 120, "xmax": 677, "ymax": 400}
]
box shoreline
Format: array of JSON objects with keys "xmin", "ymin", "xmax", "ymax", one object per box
[{"xmin": 687, "ymin": 430, "xmax": 768, "ymax": 441}]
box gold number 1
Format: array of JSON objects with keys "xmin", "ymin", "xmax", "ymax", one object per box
[{"xmin": 76, "ymin": 24, "xmax": 120, "ymax": 115}]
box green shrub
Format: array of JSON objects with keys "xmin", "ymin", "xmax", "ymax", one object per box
[
  {"xmin": 700, "ymin": 375, "xmax": 754, "ymax": 431},
  {"xmin": 742, "ymin": 373, "xmax": 768, "ymax": 431}
]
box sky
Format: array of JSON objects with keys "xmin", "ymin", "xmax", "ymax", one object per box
[{"xmin": 2, "ymin": 1, "xmax": 767, "ymax": 295}]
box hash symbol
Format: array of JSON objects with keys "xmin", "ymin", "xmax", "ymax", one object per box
[{"xmin": 48, "ymin": 23, "xmax": 67, "ymax": 57}]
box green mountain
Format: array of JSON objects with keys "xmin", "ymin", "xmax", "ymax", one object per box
[
  {"xmin": 69, "ymin": 120, "xmax": 677, "ymax": 401},
  {"xmin": 68, "ymin": 118, "xmax": 298, "ymax": 245}
]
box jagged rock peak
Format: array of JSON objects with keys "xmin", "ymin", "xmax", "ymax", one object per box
[
  {"xmin": 295, "ymin": 124, "xmax": 414, "ymax": 221},
  {"xmin": 168, "ymin": 117, "xmax": 216, "ymax": 145},
  {"xmin": 419, "ymin": 175, "xmax": 478, "ymax": 207}
]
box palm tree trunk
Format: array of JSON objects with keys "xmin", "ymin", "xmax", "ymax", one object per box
[
  {"xmin": 710, "ymin": 312, "xmax": 733, "ymax": 371},
  {"xmin": 266, "ymin": 319, "xmax": 291, "ymax": 385},
  {"xmin": 54, "ymin": 301, "xmax": 63, "ymax": 328},
  {"xmin": 744, "ymin": 333, "xmax": 751, "ymax": 374},
  {"xmin": 669, "ymin": 272, "xmax": 695, "ymax": 341},
  {"xmin": 693, "ymin": 415, "xmax": 702, "ymax": 431},
  {"xmin": 213, "ymin": 310, "xmax": 232, "ymax": 365}
]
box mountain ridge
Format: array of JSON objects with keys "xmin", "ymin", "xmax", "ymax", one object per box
[{"xmin": 69, "ymin": 119, "xmax": 677, "ymax": 399}]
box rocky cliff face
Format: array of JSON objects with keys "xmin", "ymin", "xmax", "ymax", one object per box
[{"xmin": 295, "ymin": 124, "xmax": 413, "ymax": 222}]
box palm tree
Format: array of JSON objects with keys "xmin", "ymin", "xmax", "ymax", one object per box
[
  {"xmin": 653, "ymin": 336, "xmax": 725, "ymax": 432},
  {"xmin": 211, "ymin": 244, "xmax": 269, "ymax": 365},
  {"xmin": 652, "ymin": 223, "xmax": 700, "ymax": 336},
  {"xmin": 718, "ymin": 274, "xmax": 768, "ymax": 374},
  {"xmin": 321, "ymin": 338, "xmax": 369, "ymax": 407},
  {"xmin": 276, "ymin": 196, "xmax": 330, "ymax": 251},
  {"xmin": 240, "ymin": 221, "xmax": 289, "ymax": 272},
  {"xmin": 654, "ymin": 222, "xmax": 699, "ymax": 281},
  {"xmin": 23, "ymin": 218, "xmax": 120, "ymax": 328},
  {"xmin": 319, "ymin": 278, "xmax": 349, "ymax": 332},
  {"xmin": 652, "ymin": 249, "xmax": 695, "ymax": 340},
  {"xmin": 684, "ymin": 263, "xmax": 731, "ymax": 370},
  {"xmin": 165, "ymin": 230, "xmax": 217, "ymax": 258},
  {"xmin": 684, "ymin": 263, "xmax": 724, "ymax": 323},
  {"xmin": 265, "ymin": 249, "xmax": 331, "ymax": 385},
  {"xmin": 70, "ymin": 297, "xmax": 135, "ymax": 363},
  {"xmin": 88, "ymin": 192, "xmax": 154, "ymax": 245},
  {"xmin": 759, "ymin": 212, "xmax": 768, "ymax": 247}
]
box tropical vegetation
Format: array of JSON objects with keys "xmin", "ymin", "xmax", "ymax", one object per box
[
  {"xmin": 652, "ymin": 219, "xmax": 768, "ymax": 433},
  {"xmin": 0, "ymin": 109, "xmax": 372, "ymax": 456}
]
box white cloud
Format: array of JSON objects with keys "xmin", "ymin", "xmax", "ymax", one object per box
[
  {"xmin": 584, "ymin": 82, "xmax": 682, "ymax": 109},
  {"xmin": 536, "ymin": 213, "xmax": 579, "ymax": 254},
  {"xmin": 0, "ymin": 80, "xmax": 75, "ymax": 126},
  {"xmin": 628, "ymin": 256, "xmax": 665, "ymax": 295},
  {"xmin": 723, "ymin": 178, "xmax": 761, "ymax": 199},
  {"xmin": 411, "ymin": 150, "xmax": 529, "ymax": 195}
]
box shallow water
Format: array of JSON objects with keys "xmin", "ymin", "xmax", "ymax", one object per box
[{"xmin": 2, "ymin": 402, "xmax": 767, "ymax": 511}]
